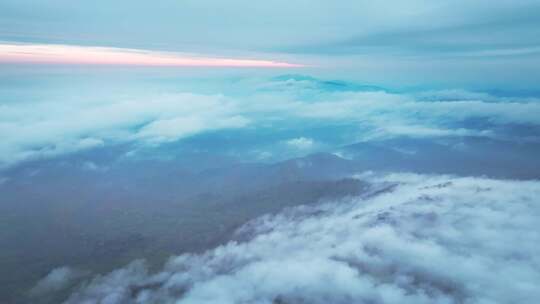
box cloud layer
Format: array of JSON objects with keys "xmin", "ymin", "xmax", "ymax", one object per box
[
  {"xmin": 63, "ymin": 173, "xmax": 540, "ymax": 304},
  {"xmin": 2, "ymin": 75, "xmax": 540, "ymax": 168},
  {"xmin": 0, "ymin": 92, "xmax": 248, "ymax": 167}
]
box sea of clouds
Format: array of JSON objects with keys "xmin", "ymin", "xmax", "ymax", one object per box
[
  {"xmin": 2, "ymin": 75, "xmax": 540, "ymax": 168},
  {"xmin": 58, "ymin": 172, "xmax": 540, "ymax": 304}
]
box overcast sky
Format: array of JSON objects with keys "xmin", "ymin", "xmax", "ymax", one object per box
[{"xmin": 1, "ymin": 1, "xmax": 540, "ymax": 87}]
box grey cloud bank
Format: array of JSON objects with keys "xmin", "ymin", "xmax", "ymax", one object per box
[{"xmin": 62, "ymin": 173, "xmax": 540, "ymax": 304}]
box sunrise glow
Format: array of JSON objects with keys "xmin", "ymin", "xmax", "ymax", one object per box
[{"xmin": 0, "ymin": 43, "xmax": 304, "ymax": 68}]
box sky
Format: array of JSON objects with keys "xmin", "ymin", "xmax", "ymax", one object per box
[{"xmin": 1, "ymin": 0, "xmax": 540, "ymax": 87}]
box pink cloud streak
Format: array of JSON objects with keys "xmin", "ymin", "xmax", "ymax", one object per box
[{"xmin": 0, "ymin": 43, "xmax": 304, "ymax": 68}]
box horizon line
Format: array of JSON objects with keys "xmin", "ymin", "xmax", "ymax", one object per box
[{"xmin": 0, "ymin": 42, "xmax": 306, "ymax": 68}]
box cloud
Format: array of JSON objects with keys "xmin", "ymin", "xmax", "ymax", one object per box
[
  {"xmin": 368, "ymin": 124, "xmax": 492, "ymax": 139},
  {"xmin": 63, "ymin": 172, "xmax": 540, "ymax": 304},
  {"xmin": 285, "ymin": 137, "xmax": 315, "ymax": 150},
  {"xmin": 285, "ymin": 90, "xmax": 540, "ymax": 126},
  {"xmin": 30, "ymin": 266, "xmax": 81, "ymax": 296},
  {"xmin": 2, "ymin": 75, "xmax": 540, "ymax": 168},
  {"xmin": 137, "ymin": 115, "xmax": 249, "ymax": 144},
  {"xmin": 64, "ymin": 261, "xmax": 149, "ymax": 303},
  {"xmin": 0, "ymin": 92, "xmax": 248, "ymax": 167}
]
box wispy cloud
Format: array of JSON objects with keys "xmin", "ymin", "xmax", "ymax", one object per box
[
  {"xmin": 29, "ymin": 266, "xmax": 83, "ymax": 296},
  {"xmin": 0, "ymin": 43, "xmax": 304, "ymax": 67}
]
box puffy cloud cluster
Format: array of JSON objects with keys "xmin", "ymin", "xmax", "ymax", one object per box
[
  {"xmin": 2, "ymin": 75, "xmax": 540, "ymax": 168},
  {"xmin": 0, "ymin": 92, "xmax": 247, "ymax": 167},
  {"xmin": 63, "ymin": 173, "xmax": 540, "ymax": 304}
]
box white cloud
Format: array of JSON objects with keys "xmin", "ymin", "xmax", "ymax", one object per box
[
  {"xmin": 137, "ymin": 115, "xmax": 249, "ymax": 144},
  {"xmin": 0, "ymin": 93, "xmax": 248, "ymax": 167},
  {"xmin": 368, "ymin": 124, "xmax": 491, "ymax": 139},
  {"xmin": 63, "ymin": 173, "xmax": 540, "ymax": 304},
  {"xmin": 252, "ymin": 150, "xmax": 273, "ymax": 161},
  {"xmin": 288, "ymin": 90, "xmax": 540, "ymax": 126},
  {"xmin": 2, "ymin": 77, "xmax": 540, "ymax": 168},
  {"xmin": 30, "ymin": 266, "xmax": 81, "ymax": 296},
  {"xmin": 285, "ymin": 137, "xmax": 315, "ymax": 150}
]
